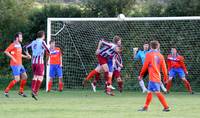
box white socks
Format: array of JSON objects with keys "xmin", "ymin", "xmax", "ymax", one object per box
[{"xmin": 139, "ymin": 80, "xmax": 147, "ymax": 93}]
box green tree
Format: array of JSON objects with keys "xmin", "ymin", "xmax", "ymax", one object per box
[{"xmin": 83, "ymin": 0, "xmax": 136, "ymax": 17}]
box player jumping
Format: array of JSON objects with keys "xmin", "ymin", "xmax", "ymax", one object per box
[
  {"xmin": 25, "ymin": 31, "xmax": 50, "ymax": 100},
  {"xmin": 47, "ymin": 39, "xmax": 64, "ymax": 92},
  {"xmin": 83, "ymin": 36, "xmax": 122, "ymax": 95},
  {"xmin": 166, "ymin": 48, "xmax": 193, "ymax": 94},
  {"xmin": 4, "ymin": 32, "xmax": 31, "ymax": 97},
  {"xmin": 138, "ymin": 40, "xmax": 170, "ymax": 112}
]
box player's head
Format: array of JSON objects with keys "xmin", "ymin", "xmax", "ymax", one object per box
[
  {"xmin": 171, "ymin": 47, "xmax": 177, "ymax": 55},
  {"xmin": 14, "ymin": 32, "xmax": 23, "ymax": 42},
  {"xmin": 150, "ymin": 40, "xmax": 159, "ymax": 50},
  {"xmin": 143, "ymin": 41, "xmax": 149, "ymax": 51},
  {"xmin": 49, "ymin": 39, "xmax": 55, "ymax": 48},
  {"xmin": 115, "ymin": 45, "xmax": 122, "ymax": 53},
  {"xmin": 113, "ymin": 35, "xmax": 122, "ymax": 46},
  {"xmin": 37, "ymin": 30, "xmax": 45, "ymax": 40}
]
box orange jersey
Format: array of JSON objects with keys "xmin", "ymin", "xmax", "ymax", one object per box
[
  {"xmin": 5, "ymin": 43, "xmax": 22, "ymax": 66},
  {"xmin": 139, "ymin": 50, "xmax": 168, "ymax": 83},
  {"xmin": 167, "ymin": 54, "xmax": 187, "ymax": 73},
  {"xmin": 49, "ymin": 47, "xmax": 62, "ymax": 65}
]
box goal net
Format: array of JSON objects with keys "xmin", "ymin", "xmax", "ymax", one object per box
[{"xmin": 46, "ymin": 17, "xmax": 200, "ymax": 92}]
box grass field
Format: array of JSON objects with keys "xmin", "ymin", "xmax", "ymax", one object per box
[{"xmin": 0, "ymin": 90, "xmax": 200, "ymax": 118}]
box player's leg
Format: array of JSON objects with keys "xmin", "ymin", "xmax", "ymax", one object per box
[
  {"xmin": 31, "ymin": 64, "xmax": 38, "ymax": 93},
  {"xmin": 57, "ymin": 65, "xmax": 64, "ymax": 92},
  {"xmin": 82, "ymin": 65, "xmax": 101, "ymax": 87},
  {"xmin": 4, "ymin": 66, "xmax": 21, "ymax": 97},
  {"xmin": 102, "ymin": 64, "xmax": 114, "ymax": 96},
  {"xmin": 48, "ymin": 65, "xmax": 55, "ymax": 92},
  {"xmin": 106, "ymin": 59, "xmax": 115, "ymax": 89},
  {"xmin": 138, "ymin": 81, "xmax": 153, "ymax": 111},
  {"xmin": 153, "ymin": 82, "xmax": 169, "ymax": 111},
  {"xmin": 139, "ymin": 70, "xmax": 148, "ymax": 93},
  {"xmin": 166, "ymin": 68, "xmax": 175, "ymax": 92},
  {"xmin": 117, "ymin": 77, "xmax": 123, "ymax": 93},
  {"xmin": 178, "ymin": 68, "xmax": 193, "ymax": 94},
  {"xmin": 19, "ymin": 67, "xmax": 28, "ymax": 97},
  {"xmin": 33, "ymin": 75, "xmax": 43, "ymax": 95},
  {"xmin": 31, "ymin": 64, "xmax": 44, "ymax": 100},
  {"xmin": 114, "ymin": 70, "xmax": 123, "ymax": 92},
  {"xmin": 91, "ymin": 71, "xmax": 100, "ymax": 92},
  {"xmin": 155, "ymin": 91, "xmax": 170, "ymax": 112},
  {"xmin": 139, "ymin": 81, "xmax": 169, "ymax": 112},
  {"xmin": 47, "ymin": 78, "xmax": 53, "ymax": 92}
]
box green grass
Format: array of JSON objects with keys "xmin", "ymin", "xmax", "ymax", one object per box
[{"xmin": 0, "ymin": 90, "xmax": 200, "ymax": 118}]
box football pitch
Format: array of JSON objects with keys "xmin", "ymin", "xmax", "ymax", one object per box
[{"xmin": 0, "ymin": 90, "xmax": 200, "ymax": 118}]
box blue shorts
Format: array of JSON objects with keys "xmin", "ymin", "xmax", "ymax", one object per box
[
  {"xmin": 169, "ymin": 68, "xmax": 185, "ymax": 78},
  {"xmin": 11, "ymin": 65, "xmax": 26, "ymax": 76},
  {"xmin": 148, "ymin": 81, "xmax": 160, "ymax": 92},
  {"xmin": 107, "ymin": 59, "xmax": 113, "ymax": 72},
  {"xmin": 50, "ymin": 64, "xmax": 63, "ymax": 78}
]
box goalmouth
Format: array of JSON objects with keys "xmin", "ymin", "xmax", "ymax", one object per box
[{"xmin": 46, "ymin": 16, "xmax": 200, "ymax": 91}]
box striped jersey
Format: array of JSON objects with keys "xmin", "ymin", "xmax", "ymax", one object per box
[
  {"xmin": 113, "ymin": 53, "xmax": 123, "ymax": 71},
  {"xmin": 25, "ymin": 38, "xmax": 50, "ymax": 64},
  {"xmin": 99, "ymin": 40, "xmax": 117, "ymax": 58}
]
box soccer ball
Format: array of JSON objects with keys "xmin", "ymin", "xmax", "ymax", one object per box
[{"xmin": 117, "ymin": 14, "xmax": 125, "ymax": 20}]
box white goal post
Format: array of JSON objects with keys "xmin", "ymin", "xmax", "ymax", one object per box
[{"xmin": 46, "ymin": 16, "xmax": 200, "ymax": 91}]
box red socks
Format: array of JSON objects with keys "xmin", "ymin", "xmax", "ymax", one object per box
[
  {"xmin": 48, "ymin": 80, "xmax": 53, "ymax": 92},
  {"xmin": 93, "ymin": 72, "xmax": 100, "ymax": 86},
  {"xmin": 19, "ymin": 79, "xmax": 27, "ymax": 93},
  {"xmin": 86, "ymin": 70, "xmax": 98, "ymax": 81},
  {"xmin": 33, "ymin": 80, "xmax": 42, "ymax": 94},
  {"xmin": 156, "ymin": 92, "xmax": 169, "ymax": 109},
  {"xmin": 166, "ymin": 80, "xmax": 172, "ymax": 92},
  {"xmin": 5, "ymin": 80, "xmax": 18, "ymax": 93},
  {"xmin": 167, "ymin": 79, "xmax": 192, "ymax": 93},
  {"xmin": 182, "ymin": 79, "xmax": 192, "ymax": 93},
  {"xmin": 59, "ymin": 81, "xmax": 63, "ymax": 91},
  {"xmin": 118, "ymin": 81, "xmax": 123, "ymax": 92},
  {"xmin": 144, "ymin": 92, "xmax": 169, "ymax": 109},
  {"xmin": 31, "ymin": 80, "xmax": 37, "ymax": 92},
  {"xmin": 144, "ymin": 92, "xmax": 153, "ymax": 109}
]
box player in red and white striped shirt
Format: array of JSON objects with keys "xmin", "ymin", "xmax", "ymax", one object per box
[
  {"xmin": 83, "ymin": 36, "xmax": 122, "ymax": 95},
  {"xmin": 25, "ymin": 31, "xmax": 50, "ymax": 100}
]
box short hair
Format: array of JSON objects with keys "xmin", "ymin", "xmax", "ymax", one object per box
[
  {"xmin": 150, "ymin": 40, "xmax": 159, "ymax": 49},
  {"xmin": 143, "ymin": 41, "xmax": 149, "ymax": 45},
  {"xmin": 49, "ymin": 39, "xmax": 55, "ymax": 44},
  {"xmin": 37, "ymin": 31, "xmax": 45, "ymax": 38},
  {"xmin": 113, "ymin": 35, "xmax": 121, "ymax": 44},
  {"xmin": 14, "ymin": 32, "xmax": 22, "ymax": 40}
]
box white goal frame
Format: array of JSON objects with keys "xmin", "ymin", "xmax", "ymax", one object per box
[{"xmin": 46, "ymin": 16, "xmax": 200, "ymax": 91}]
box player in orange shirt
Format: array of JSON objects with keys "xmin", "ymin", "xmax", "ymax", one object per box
[
  {"xmin": 47, "ymin": 39, "xmax": 63, "ymax": 92},
  {"xmin": 138, "ymin": 41, "xmax": 170, "ymax": 112},
  {"xmin": 166, "ymin": 48, "xmax": 193, "ymax": 94},
  {"xmin": 4, "ymin": 32, "xmax": 31, "ymax": 97}
]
